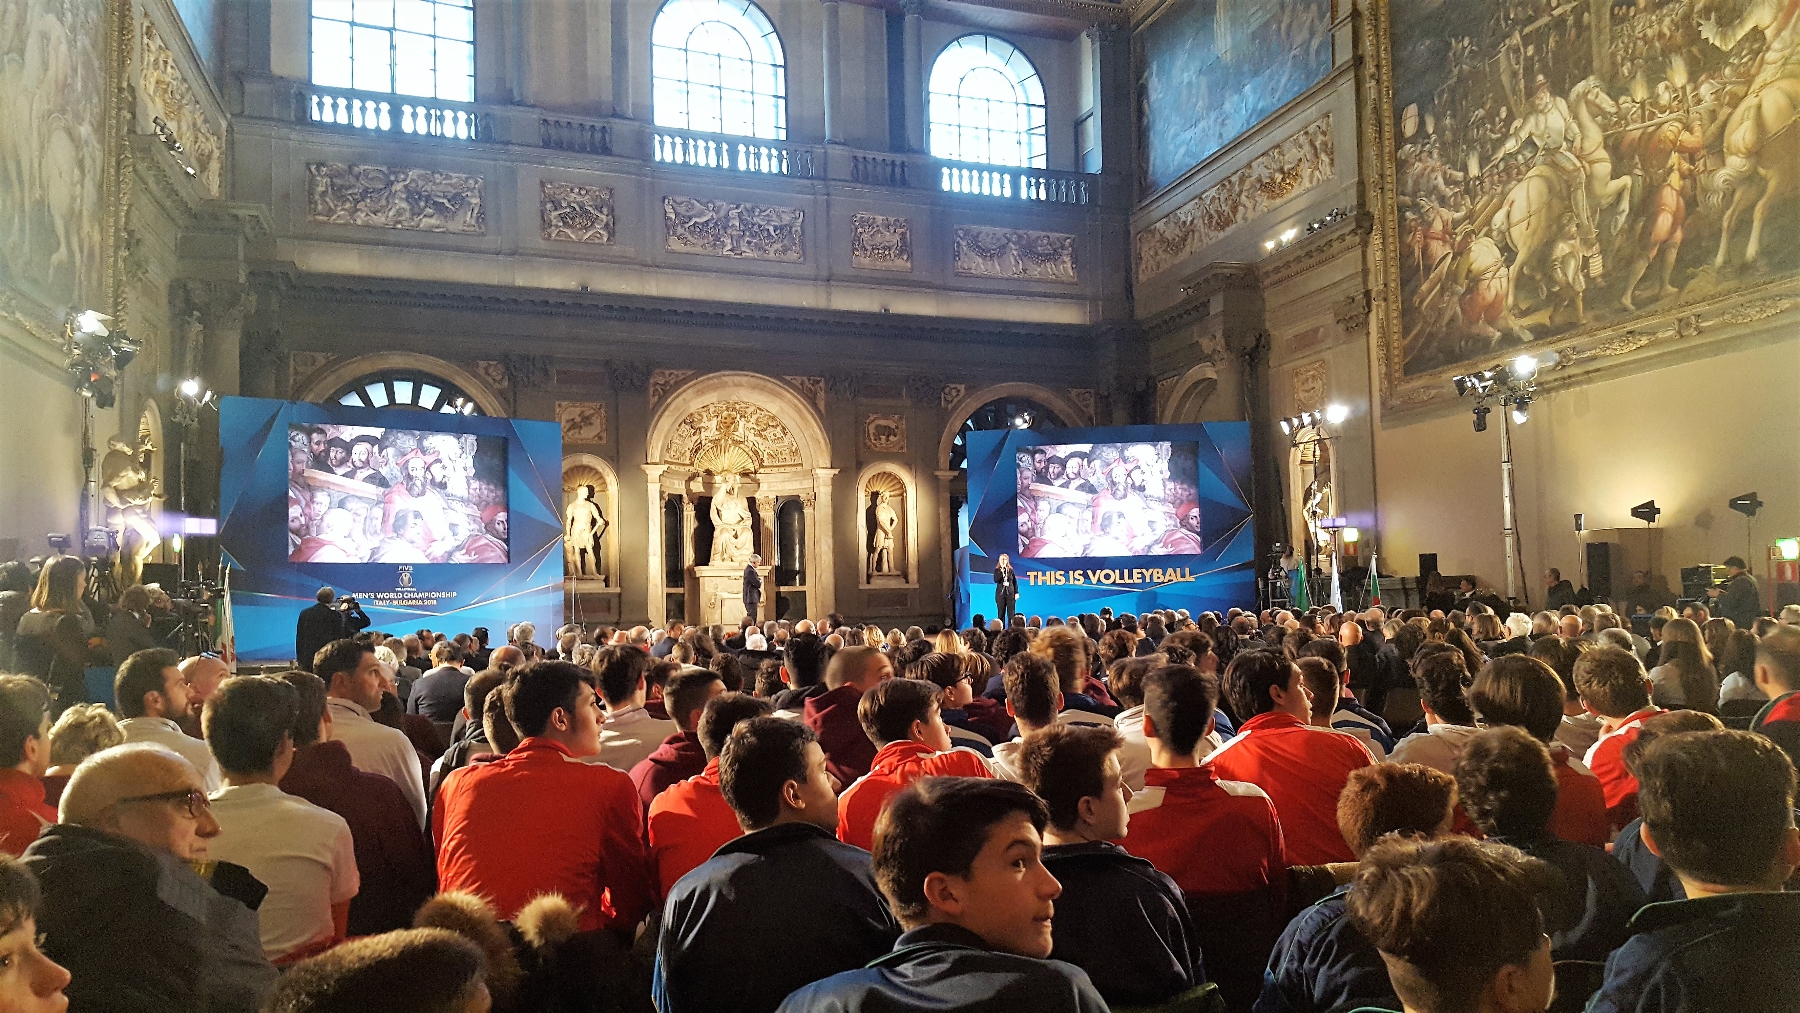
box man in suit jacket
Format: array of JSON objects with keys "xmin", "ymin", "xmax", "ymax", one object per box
[
  {"xmin": 296, "ymin": 587, "xmax": 368, "ymax": 671},
  {"xmin": 743, "ymin": 554, "xmax": 764, "ymax": 621}
]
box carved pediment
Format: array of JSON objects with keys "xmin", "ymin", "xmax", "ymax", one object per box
[{"xmin": 663, "ymin": 400, "xmax": 802, "ymax": 471}]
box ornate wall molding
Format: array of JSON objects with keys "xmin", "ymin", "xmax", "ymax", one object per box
[
  {"xmin": 664, "ymin": 400, "xmax": 803, "ymax": 470},
  {"xmin": 663, "ymin": 196, "xmax": 803, "ymax": 262},
  {"xmin": 557, "ymin": 400, "xmax": 607, "ymax": 444},
  {"xmin": 851, "ymin": 213, "xmax": 912, "ymax": 272},
  {"xmin": 648, "ymin": 369, "xmax": 695, "ymax": 407},
  {"xmin": 139, "ymin": 18, "xmax": 221, "ymax": 197},
  {"xmin": 940, "ymin": 383, "xmax": 967, "ymax": 409},
  {"xmin": 1291, "ymin": 359, "xmax": 1328, "ymax": 407},
  {"xmin": 307, "ymin": 163, "xmax": 485, "ymax": 234},
  {"xmin": 500, "ymin": 353, "xmax": 553, "ymax": 390},
  {"xmin": 1135, "ymin": 113, "xmax": 1335, "ymax": 284},
  {"xmin": 863, "ymin": 414, "xmax": 907, "ymax": 453},
  {"xmin": 782, "ymin": 375, "xmax": 826, "ymax": 413},
  {"xmin": 953, "ymin": 226, "xmax": 1077, "ymax": 284},
  {"xmin": 288, "ymin": 350, "xmax": 337, "ymax": 397},
  {"xmin": 540, "ymin": 181, "xmax": 614, "ymax": 244},
  {"xmin": 606, "ymin": 359, "xmax": 652, "ymax": 391},
  {"xmin": 1066, "ymin": 388, "xmax": 1096, "ymax": 423},
  {"xmin": 471, "ymin": 360, "xmax": 510, "ymax": 393}
]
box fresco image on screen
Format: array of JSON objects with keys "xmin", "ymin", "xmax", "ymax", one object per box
[
  {"xmin": 1390, "ymin": 0, "xmax": 1800, "ymax": 377},
  {"xmin": 1016, "ymin": 442, "xmax": 1203, "ymax": 558},
  {"xmin": 1136, "ymin": 0, "xmax": 1333, "ymax": 195},
  {"xmin": 287, "ymin": 424, "xmax": 509, "ymax": 563}
]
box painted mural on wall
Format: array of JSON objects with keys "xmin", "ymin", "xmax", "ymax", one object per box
[
  {"xmin": 1391, "ymin": 0, "xmax": 1800, "ymax": 378},
  {"xmin": 1136, "ymin": 0, "xmax": 1333, "ymax": 196},
  {"xmin": 0, "ymin": 0, "xmax": 109, "ymax": 315}
]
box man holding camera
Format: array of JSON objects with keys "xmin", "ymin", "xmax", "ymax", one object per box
[
  {"xmin": 296, "ymin": 587, "xmax": 370, "ymax": 672},
  {"xmin": 1706, "ymin": 556, "xmax": 1762, "ymax": 629}
]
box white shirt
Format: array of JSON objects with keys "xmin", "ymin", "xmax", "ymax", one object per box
[
  {"xmin": 586, "ymin": 705, "xmax": 678, "ymax": 773},
  {"xmin": 1719, "ymin": 671, "xmax": 1767, "ymax": 705},
  {"xmin": 1113, "ymin": 705, "xmax": 1154, "ymax": 791},
  {"xmin": 1388, "ymin": 722, "xmax": 1480, "ymax": 775},
  {"xmin": 325, "ymin": 697, "xmax": 427, "ymax": 828},
  {"xmin": 206, "ymin": 783, "xmax": 359, "ymax": 959},
  {"xmin": 989, "ymin": 739, "xmax": 1024, "ymax": 782},
  {"xmin": 1647, "ymin": 664, "xmax": 1689, "ymax": 707},
  {"xmin": 118, "ymin": 717, "xmax": 221, "ymax": 792}
]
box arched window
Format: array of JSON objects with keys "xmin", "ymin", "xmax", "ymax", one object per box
[
  {"xmin": 949, "ymin": 396, "xmax": 1059, "ymax": 471},
  {"xmin": 652, "ymin": 0, "xmax": 787, "ymax": 140},
  {"xmin": 928, "ymin": 35, "xmax": 1046, "ymax": 168},
  {"xmin": 329, "ymin": 370, "xmax": 485, "ymax": 415},
  {"xmin": 311, "ymin": 0, "xmax": 475, "ymax": 102}
]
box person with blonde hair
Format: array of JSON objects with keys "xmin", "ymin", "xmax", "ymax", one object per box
[
  {"xmin": 932, "ymin": 629, "xmax": 966, "ymax": 656},
  {"xmin": 42, "ymin": 703, "xmax": 123, "ymax": 809},
  {"xmin": 884, "ymin": 628, "xmax": 905, "ymax": 652},
  {"xmin": 862, "ymin": 625, "xmax": 883, "ymax": 649}
]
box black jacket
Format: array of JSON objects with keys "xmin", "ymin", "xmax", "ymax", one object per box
[
  {"xmin": 1257, "ymin": 885, "xmax": 1396, "ymax": 1013},
  {"xmin": 770, "ymin": 682, "xmax": 828, "ymax": 712},
  {"xmin": 777, "ymin": 922, "xmax": 1108, "ymax": 1013},
  {"xmin": 1589, "ymin": 892, "xmax": 1800, "ymax": 1013},
  {"xmin": 743, "ymin": 564, "xmax": 764, "ymax": 606},
  {"xmin": 1491, "ymin": 833, "xmax": 1645, "ymax": 963},
  {"xmin": 1713, "ymin": 572, "xmax": 1761, "ymax": 628},
  {"xmin": 1545, "ymin": 580, "xmax": 1578, "ymax": 611},
  {"xmin": 23, "ymin": 823, "xmax": 276, "ymax": 1013},
  {"xmin": 994, "ymin": 565, "xmax": 1018, "ymax": 604},
  {"xmin": 1041, "ymin": 840, "xmax": 1200, "ymax": 1007},
  {"xmin": 295, "ymin": 600, "xmax": 367, "ymax": 670},
  {"xmin": 655, "ymin": 821, "xmax": 899, "ymax": 1013}
]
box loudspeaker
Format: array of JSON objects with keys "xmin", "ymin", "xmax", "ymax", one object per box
[
  {"xmin": 1418, "ymin": 553, "xmax": 1439, "ymax": 578},
  {"xmin": 1585, "ymin": 543, "xmax": 1615, "ymax": 602},
  {"xmin": 139, "ymin": 563, "xmax": 179, "ymax": 589}
]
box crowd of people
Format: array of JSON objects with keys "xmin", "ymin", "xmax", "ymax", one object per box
[{"xmin": 0, "ymin": 553, "xmax": 1797, "ymax": 1012}]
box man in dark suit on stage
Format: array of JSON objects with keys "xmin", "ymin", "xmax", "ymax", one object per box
[
  {"xmin": 994, "ymin": 554, "xmax": 1018, "ymax": 628},
  {"xmin": 743, "ymin": 554, "xmax": 764, "ymax": 624},
  {"xmin": 295, "ymin": 586, "xmax": 369, "ymax": 670}
]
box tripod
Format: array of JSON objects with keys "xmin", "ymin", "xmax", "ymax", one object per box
[{"xmin": 85, "ymin": 556, "xmax": 119, "ymax": 609}]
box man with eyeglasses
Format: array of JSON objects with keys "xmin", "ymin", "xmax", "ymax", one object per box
[{"xmin": 21, "ymin": 742, "xmax": 277, "ymax": 1012}]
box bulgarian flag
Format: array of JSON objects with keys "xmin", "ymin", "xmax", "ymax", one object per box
[{"xmin": 1366, "ymin": 553, "xmax": 1381, "ymax": 607}]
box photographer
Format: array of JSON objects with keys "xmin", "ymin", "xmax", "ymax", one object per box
[
  {"xmin": 1705, "ymin": 556, "xmax": 1762, "ymax": 629},
  {"xmin": 295, "ymin": 587, "xmax": 370, "ymax": 672}
]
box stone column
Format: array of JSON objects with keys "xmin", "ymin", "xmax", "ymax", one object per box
[
  {"xmin": 822, "ymin": 0, "xmax": 844, "ymax": 143},
  {"xmin": 811, "ymin": 469, "xmax": 839, "ymax": 617},
  {"xmin": 901, "ymin": 0, "xmax": 925, "ymax": 152},
  {"xmin": 643, "ymin": 464, "xmax": 667, "ymax": 627},
  {"xmin": 935, "ymin": 469, "xmax": 960, "ymax": 604}
]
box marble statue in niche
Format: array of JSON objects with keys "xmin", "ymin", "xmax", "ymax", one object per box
[
  {"xmin": 867, "ymin": 489, "xmax": 899, "ymax": 581},
  {"xmin": 565, "ymin": 483, "xmax": 609, "ymax": 580},
  {"xmin": 664, "ymin": 196, "xmax": 804, "ymax": 262},
  {"xmin": 307, "ymin": 163, "xmax": 486, "ymax": 234},
  {"xmin": 953, "ymin": 226, "xmax": 1078, "ymax": 283},
  {"xmin": 852, "ymin": 213, "xmax": 912, "ymax": 271},
  {"xmin": 863, "ymin": 471, "xmax": 909, "ymax": 585},
  {"xmin": 541, "ymin": 181, "xmax": 614, "ymax": 244},
  {"xmin": 709, "ymin": 473, "xmax": 756, "ymax": 565},
  {"xmin": 101, "ymin": 435, "xmax": 162, "ymax": 587}
]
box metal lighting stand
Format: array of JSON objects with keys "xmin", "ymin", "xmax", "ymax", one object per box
[{"xmin": 1453, "ymin": 355, "xmax": 1553, "ymax": 608}]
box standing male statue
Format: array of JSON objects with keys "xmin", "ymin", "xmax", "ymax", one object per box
[
  {"xmin": 742, "ymin": 553, "xmax": 763, "ymax": 623},
  {"xmin": 868, "ymin": 490, "xmax": 898, "ymax": 581},
  {"xmin": 565, "ymin": 484, "xmax": 608, "ymax": 579}
]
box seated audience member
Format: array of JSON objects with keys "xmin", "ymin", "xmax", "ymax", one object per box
[
  {"xmin": 430, "ymin": 668, "xmax": 509, "ymax": 796},
  {"xmin": 778, "ymin": 777, "xmax": 1107, "ymax": 1013},
  {"xmin": 1211, "ymin": 650, "xmax": 1373, "ymax": 864},
  {"xmin": 1108, "ymin": 656, "xmax": 1168, "ymax": 791},
  {"xmin": 406, "ymin": 642, "xmax": 471, "ymax": 726},
  {"xmin": 837, "ymin": 679, "xmax": 991, "ymax": 850},
  {"xmin": 434, "ymin": 661, "xmax": 653, "ymax": 936},
  {"xmin": 1610, "ymin": 712, "xmax": 1723, "ymax": 904},
  {"xmin": 42, "ymin": 703, "xmax": 122, "ymax": 809},
  {"xmin": 0, "ymin": 854, "xmax": 69, "ymax": 1009},
  {"xmin": 769, "ymin": 633, "xmax": 831, "ymax": 712},
  {"xmin": 1572, "ymin": 647, "xmax": 1663, "ymax": 826},
  {"xmin": 1346, "ymin": 837, "xmax": 1556, "ymax": 1013},
  {"xmin": 203, "ymin": 676, "xmax": 360, "ymax": 961},
  {"xmin": 1296, "ymin": 657, "xmax": 1386, "ymax": 761},
  {"xmin": 115, "ymin": 648, "xmax": 222, "ymax": 792},
  {"xmin": 1749, "ymin": 624, "xmax": 1800, "ymax": 768},
  {"xmin": 277, "ymin": 672, "xmax": 435, "ymax": 937},
  {"xmin": 1468, "ymin": 656, "xmax": 1610, "ymax": 847},
  {"xmin": 1589, "ymin": 730, "xmax": 1800, "ymax": 1013},
  {"xmin": 316, "ymin": 639, "xmax": 428, "ymax": 829},
  {"xmin": 1017, "ymin": 724, "xmax": 1201, "ymax": 1008},
  {"xmin": 260, "ymin": 926, "xmax": 488, "ymax": 1013},
  {"xmin": 1299, "ymin": 640, "xmax": 1395, "ymax": 757},
  {"xmin": 907, "ymin": 653, "xmax": 994, "ymax": 755},
  {"xmin": 178, "ymin": 654, "xmax": 230, "ymax": 741},
  {"xmin": 630, "ymin": 669, "xmax": 724, "ymax": 812},
  {"xmin": 804, "ymin": 646, "xmax": 895, "ymax": 788},
  {"xmin": 1715, "ymin": 630, "xmax": 1764, "ymax": 708},
  {"xmin": 1531, "ymin": 637, "xmax": 1602, "ymax": 758},
  {"xmin": 590, "ymin": 645, "xmax": 678, "ymax": 773},
  {"xmin": 1388, "ymin": 648, "xmax": 1479, "ymax": 775},
  {"xmin": 989, "ymin": 654, "xmax": 1060, "ymax": 781},
  {"xmin": 1258, "ymin": 763, "xmax": 1459, "ymax": 1013},
  {"xmin": 0, "ymin": 677, "xmax": 54, "ymax": 857},
  {"xmin": 26, "ymin": 743, "xmax": 277, "ymax": 1012},
  {"xmin": 647, "ymin": 693, "xmax": 771, "ymax": 896},
  {"xmin": 655, "ymin": 717, "xmax": 900, "ymax": 1013},
  {"xmin": 1031, "ymin": 626, "xmax": 1117, "ymax": 722},
  {"xmin": 1123, "ymin": 664, "xmax": 1284, "ymax": 1010},
  {"xmin": 1454, "ymin": 727, "xmax": 1644, "ymax": 965}
]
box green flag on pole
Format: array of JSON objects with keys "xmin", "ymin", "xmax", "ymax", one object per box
[{"xmin": 1293, "ymin": 564, "xmax": 1310, "ymax": 611}]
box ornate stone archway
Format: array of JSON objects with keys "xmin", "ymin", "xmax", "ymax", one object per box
[
  {"xmin": 295, "ymin": 352, "xmax": 508, "ymax": 418},
  {"xmin": 1157, "ymin": 363, "xmax": 1220, "ymax": 424}
]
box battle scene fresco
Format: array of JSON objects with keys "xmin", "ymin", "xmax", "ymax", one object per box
[
  {"xmin": 1137, "ymin": 0, "xmax": 1333, "ymax": 196},
  {"xmin": 1392, "ymin": 0, "xmax": 1800, "ymax": 377}
]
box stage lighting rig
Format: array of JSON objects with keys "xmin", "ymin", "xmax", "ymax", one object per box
[
  {"xmin": 62, "ymin": 310, "xmax": 138, "ymax": 410},
  {"xmin": 1279, "ymin": 404, "xmax": 1351, "ymax": 447},
  {"xmin": 1450, "ymin": 352, "xmax": 1559, "ymax": 604},
  {"xmin": 172, "ymin": 377, "xmax": 217, "ymax": 427}
]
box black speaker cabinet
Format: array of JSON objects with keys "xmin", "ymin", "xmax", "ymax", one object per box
[
  {"xmin": 1585, "ymin": 543, "xmax": 1615, "ymax": 601},
  {"xmin": 1418, "ymin": 553, "xmax": 1439, "ymax": 578},
  {"xmin": 138, "ymin": 563, "xmax": 180, "ymax": 589}
]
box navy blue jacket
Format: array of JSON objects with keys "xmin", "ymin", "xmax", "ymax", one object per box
[
  {"xmin": 1492, "ymin": 833, "xmax": 1645, "ymax": 962},
  {"xmin": 655, "ymin": 821, "xmax": 898, "ymax": 1013},
  {"xmin": 406, "ymin": 665, "xmax": 469, "ymax": 723},
  {"xmin": 1589, "ymin": 892, "xmax": 1800, "ymax": 1012},
  {"xmin": 1255, "ymin": 885, "xmax": 1397, "ymax": 1013},
  {"xmin": 777, "ymin": 922, "xmax": 1108, "ymax": 1013},
  {"xmin": 1041, "ymin": 840, "xmax": 1200, "ymax": 1007},
  {"xmin": 1612, "ymin": 818, "xmax": 1685, "ymax": 904}
]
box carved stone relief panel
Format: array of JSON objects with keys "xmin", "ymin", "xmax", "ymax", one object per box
[
  {"xmin": 664, "ymin": 401, "xmax": 803, "ymax": 470},
  {"xmin": 782, "ymin": 375, "xmax": 826, "ymax": 413},
  {"xmin": 953, "ymin": 226, "xmax": 1077, "ymax": 284},
  {"xmin": 863, "ymin": 414, "xmax": 907, "ymax": 454},
  {"xmin": 1066, "ymin": 389, "xmax": 1096, "ymax": 423},
  {"xmin": 941, "ymin": 384, "xmax": 967, "ymax": 409},
  {"xmin": 663, "ymin": 196, "xmax": 804, "ymax": 262},
  {"xmin": 288, "ymin": 351, "xmax": 336, "ymax": 397},
  {"xmin": 557, "ymin": 401, "xmax": 607, "ymax": 445},
  {"xmin": 471, "ymin": 360, "xmax": 510, "ymax": 393},
  {"xmin": 307, "ymin": 163, "xmax": 486, "ymax": 234},
  {"xmin": 140, "ymin": 18, "xmax": 222, "ymax": 196},
  {"xmin": 648, "ymin": 369, "xmax": 694, "ymax": 407},
  {"xmin": 851, "ymin": 213, "xmax": 912, "ymax": 272},
  {"xmin": 1135, "ymin": 113, "xmax": 1335, "ymax": 283},
  {"xmin": 1292, "ymin": 360, "xmax": 1328, "ymax": 408},
  {"xmin": 541, "ymin": 181, "xmax": 615, "ymax": 244}
]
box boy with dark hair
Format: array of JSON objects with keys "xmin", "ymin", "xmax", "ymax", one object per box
[
  {"xmin": 1453, "ymin": 727, "xmax": 1644, "ymax": 965},
  {"xmin": 779, "ymin": 777, "xmax": 1108, "ymax": 1012},
  {"xmin": 656, "ymin": 717, "xmax": 899, "ymax": 1013},
  {"xmin": 115, "ymin": 648, "xmax": 221, "ymax": 792},
  {"xmin": 1017, "ymin": 723, "xmax": 1202, "ymax": 1008},
  {"xmin": 591, "ymin": 644, "xmax": 677, "ymax": 774},
  {"xmin": 804, "ymin": 645, "xmax": 894, "ymax": 788},
  {"xmin": 1572, "ymin": 646, "xmax": 1663, "ymax": 826},
  {"xmin": 629, "ymin": 669, "xmax": 725, "ymax": 813},
  {"xmin": 836, "ymin": 678, "xmax": 991, "ymax": 850},
  {"xmin": 1748, "ymin": 624, "xmax": 1800, "ymax": 769},
  {"xmin": 770, "ymin": 633, "xmax": 831, "ymax": 711},
  {"xmin": 989, "ymin": 653, "xmax": 1061, "ymax": 781},
  {"xmin": 646, "ymin": 692, "xmax": 771, "ymax": 896},
  {"xmin": 1346, "ymin": 837, "xmax": 1556, "ymax": 1013},
  {"xmin": 1257, "ymin": 763, "xmax": 1458, "ymax": 1013},
  {"xmin": 434, "ymin": 661, "xmax": 652, "ymax": 936},
  {"xmin": 1590, "ymin": 730, "xmax": 1800, "ymax": 1012},
  {"xmin": 0, "ymin": 676, "xmax": 54, "ymax": 857},
  {"xmin": 1389, "ymin": 649, "xmax": 1478, "ymax": 775},
  {"xmin": 1468, "ymin": 655, "xmax": 1610, "ymax": 847},
  {"xmin": 1123, "ymin": 664, "xmax": 1285, "ymax": 1010},
  {"xmin": 1299, "ymin": 638, "xmax": 1395, "ymax": 756},
  {"xmin": 1212, "ymin": 650, "xmax": 1373, "ymax": 863},
  {"xmin": 1609, "ymin": 711, "xmax": 1723, "ymax": 903}
]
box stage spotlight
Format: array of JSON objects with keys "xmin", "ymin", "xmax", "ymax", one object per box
[
  {"xmin": 1511, "ymin": 353, "xmax": 1539, "ymax": 380},
  {"xmin": 1472, "ymin": 404, "xmax": 1490, "ymax": 432},
  {"xmin": 1630, "ymin": 500, "xmax": 1661, "ymax": 524},
  {"xmin": 1324, "ymin": 403, "xmax": 1349, "ymax": 424},
  {"xmin": 1454, "ymin": 375, "xmax": 1469, "ymax": 395},
  {"xmin": 179, "ymin": 378, "xmax": 200, "ymax": 398},
  {"xmin": 74, "ymin": 310, "xmax": 111, "ymax": 336},
  {"xmin": 1510, "ymin": 395, "xmax": 1531, "ymax": 424},
  {"xmin": 1279, "ymin": 417, "xmax": 1294, "ymax": 435},
  {"xmin": 1729, "ymin": 492, "xmax": 1763, "ymax": 518},
  {"xmin": 1342, "ymin": 527, "xmax": 1360, "ymax": 543}
]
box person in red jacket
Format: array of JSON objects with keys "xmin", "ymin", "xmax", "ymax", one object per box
[
  {"xmin": 1209, "ymin": 650, "xmax": 1373, "ymax": 864},
  {"xmin": 1468, "ymin": 655, "xmax": 1610, "ymax": 846},
  {"xmin": 803, "ymin": 646, "xmax": 893, "ymax": 788},
  {"xmin": 646, "ymin": 692, "xmax": 772, "ymax": 896},
  {"xmin": 1571, "ymin": 647, "xmax": 1663, "ymax": 828},
  {"xmin": 630, "ymin": 669, "xmax": 724, "ymax": 815},
  {"xmin": 837, "ymin": 678, "xmax": 991, "ymax": 850},
  {"xmin": 434, "ymin": 660, "xmax": 653, "ymax": 935},
  {"xmin": 0, "ymin": 676, "xmax": 55, "ymax": 857}
]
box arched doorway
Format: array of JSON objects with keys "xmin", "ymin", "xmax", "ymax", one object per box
[{"xmin": 296, "ymin": 353, "xmax": 507, "ymax": 417}]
